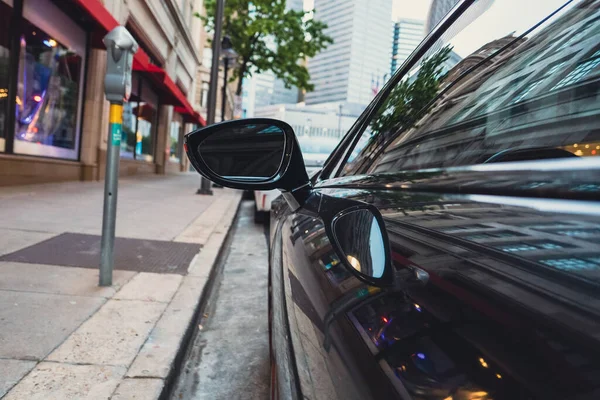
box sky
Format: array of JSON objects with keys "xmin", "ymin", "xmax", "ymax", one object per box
[
  {"xmin": 392, "ymin": 0, "xmax": 431, "ymax": 20},
  {"xmin": 303, "ymin": 0, "xmax": 575, "ymax": 57},
  {"xmin": 304, "ymin": 0, "xmax": 431, "ymax": 18}
]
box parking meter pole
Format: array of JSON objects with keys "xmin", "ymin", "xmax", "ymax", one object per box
[
  {"xmin": 99, "ymin": 104, "xmax": 122, "ymax": 286},
  {"xmin": 99, "ymin": 27, "xmax": 138, "ymax": 287}
]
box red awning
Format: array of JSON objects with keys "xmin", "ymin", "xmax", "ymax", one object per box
[
  {"xmin": 144, "ymin": 65, "xmax": 206, "ymax": 126},
  {"xmin": 70, "ymin": 0, "xmax": 204, "ymax": 126}
]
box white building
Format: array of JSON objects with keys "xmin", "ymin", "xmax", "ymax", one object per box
[
  {"xmin": 391, "ymin": 18, "xmax": 425, "ymax": 75},
  {"xmin": 254, "ymin": 102, "xmax": 366, "ymax": 139},
  {"xmin": 306, "ymin": 0, "xmax": 394, "ymax": 105}
]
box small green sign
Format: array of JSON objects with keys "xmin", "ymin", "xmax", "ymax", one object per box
[{"xmin": 111, "ymin": 123, "xmax": 121, "ymax": 146}]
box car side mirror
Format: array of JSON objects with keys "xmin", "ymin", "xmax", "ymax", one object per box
[
  {"xmin": 184, "ymin": 119, "xmax": 310, "ymax": 199},
  {"xmin": 308, "ymin": 194, "xmax": 394, "ymax": 288}
]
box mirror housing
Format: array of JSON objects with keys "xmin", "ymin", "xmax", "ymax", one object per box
[
  {"xmin": 184, "ymin": 118, "xmax": 310, "ymax": 193},
  {"xmin": 307, "ymin": 194, "xmax": 394, "ymax": 288}
]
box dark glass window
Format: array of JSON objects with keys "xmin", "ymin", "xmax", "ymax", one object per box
[
  {"xmin": 338, "ymin": 1, "xmax": 600, "ymax": 176},
  {"xmin": 120, "ymin": 75, "xmax": 157, "ymax": 161},
  {"xmin": 0, "ymin": 1, "xmax": 11, "ymax": 152},
  {"xmin": 170, "ymin": 117, "xmax": 182, "ymax": 162},
  {"xmin": 14, "ymin": 18, "xmax": 82, "ymax": 159}
]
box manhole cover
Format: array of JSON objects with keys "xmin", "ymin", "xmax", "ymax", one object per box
[{"xmin": 0, "ymin": 233, "xmax": 201, "ymax": 275}]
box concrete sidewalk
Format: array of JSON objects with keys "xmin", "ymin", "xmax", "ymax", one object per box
[{"xmin": 0, "ymin": 174, "xmax": 241, "ymax": 399}]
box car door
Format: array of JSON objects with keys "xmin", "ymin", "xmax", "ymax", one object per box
[{"xmin": 270, "ymin": 1, "xmax": 600, "ymax": 399}]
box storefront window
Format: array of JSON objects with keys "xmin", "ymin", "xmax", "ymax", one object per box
[
  {"xmin": 120, "ymin": 75, "xmax": 157, "ymax": 162},
  {"xmin": 136, "ymin": 102, "xmax": 156, "ymax": 161},
  {"xmin": 170, "ymin": 117, "xmax": 182, "ymax": 162},
  {"xmin": 14, "ymin": 17, "xmax": 82, "ymax": 159},
  {"xmin": 121, "ymin": 100, "xmax": 137, "ymax": 159},
  {"xmin": 0, "ymin": 1, "xmax": 12, "ymax": 152}
]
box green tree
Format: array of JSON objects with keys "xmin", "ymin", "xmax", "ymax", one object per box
[
  {"xmin": 196, "ymin": 0, "xmax": 333, "ymax": 96},
  {"xmin": 370, "ymin": 46, "xmax": 452, "ymax": 134}
]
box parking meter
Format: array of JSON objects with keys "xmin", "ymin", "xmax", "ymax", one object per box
[
  {"xmin": 103, "ymin": 27, "xmax": 138, "ymax": 104},
  {"xmin": 99, "ymin": 26, "xmax": 138, "ymax": 287}
]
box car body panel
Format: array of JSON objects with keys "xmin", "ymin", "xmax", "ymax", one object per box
[{"xmin": 270, "ymin": 180, "xmax": 600, "ymax": 399}]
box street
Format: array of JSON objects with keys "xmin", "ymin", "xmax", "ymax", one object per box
[{"xmin": 170, "ymin": 200, "xmax": 271, "ymax": 400}]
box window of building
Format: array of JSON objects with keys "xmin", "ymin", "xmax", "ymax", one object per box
[
  {"xmin": 496, "ymin": 241, "xmax": 572, "ymax": 253},
  {"xmin": 541, "ymin": 257, "xmax": 600, "ymax": 272},
  {"xmin": 509, "ymin": 61, "xmax": 567, "ymax": 104},
  {"xmin": 200, "ymin": 81, "xmax": 209, "ymax": 108},
  {"xmin": 9, "ymin": 0, "xmax": 86, "ymax": 160},
  {"xmin": 552, "ymin": 48, "xmax": 600, "ymax": 90},
  {"xmin": 0, "ymin": 1, "xmax": 11, "ymax": 153},
  {"xmin": 553, "ymin": 15, "xmax": 600, "ymax": 53},
  {"xmin": 120, "ymin": 74, "xmax": 157, "ymax": 162},
  {"xmin": 496, "ymin": 243, "xmax": 539, "ymax": 253},
  {"xmin": 170, "ymin": 117, "xmax": 182, "ymax": 162},
  {"xmin": 554, "ymin": 229, "xmax": 600, "ymax": 237}
]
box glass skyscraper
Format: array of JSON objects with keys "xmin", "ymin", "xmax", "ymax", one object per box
[
  {"xmin": 391, "ymin": 18, "xmax": 425, "ymax": 75},
  {"xmin": 305, "ymin": 0, "xmax": 394, "ymax": 105}
]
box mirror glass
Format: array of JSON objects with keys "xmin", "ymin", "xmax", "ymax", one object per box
[
  {"xmin": 333, "ymin": 209, "xmax": 386, "ymax": 279},
  {"xmin": 198, "ymin": 123, "xmax": 285, "ymax": 181}
]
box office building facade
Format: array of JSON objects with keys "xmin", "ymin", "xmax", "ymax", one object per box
[
  {"xmin": 306, "ymin": 0, "xmax": 394, "ymax": 105},
  {"xmin": 391, "ymin": 18, "xmax": 425, "ymax": 75},
  {"xmin": 0, "ymin": 0, "xmax": 204, "ymax": 186}
]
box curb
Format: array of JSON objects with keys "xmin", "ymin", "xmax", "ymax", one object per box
[{"xmin": 158, "ymin": 197, "xmax": 242, "ymax": 400}]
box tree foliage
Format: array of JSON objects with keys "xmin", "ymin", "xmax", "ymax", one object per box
[
  {"xmin": 370, "ymin": 46, "xmax": 452, "ymax": 134},
  {"xmin": 197, "ymin": 0, "xmax": 333, "ymax": 95}
]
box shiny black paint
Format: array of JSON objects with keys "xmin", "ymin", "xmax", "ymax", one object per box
[
  {"xmin": 300, "ymin": 193, "xmax": 394, "ymax": 288},
  {"xmin": 184, "ymin": 118, "xmax": 309, "ymax": 192},
  {"xmin": 270, "ymin": 181, "xmax": 600, "ymax": 399}
]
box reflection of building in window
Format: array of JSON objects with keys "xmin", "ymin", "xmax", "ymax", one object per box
[
  {"xmin": 552, "ymin": 48, "xmax": 600, "ymax": 89},
  {"xmin": 361, "ymin": 3, "xmax": 600, "ymax": 175},
  {"xmin": 541, "ymin": 257, "xmax": 600, "ymax": 272},
  {"xmin": 508, "ymin": 60, "xmax": 567, "ymax": 104}
]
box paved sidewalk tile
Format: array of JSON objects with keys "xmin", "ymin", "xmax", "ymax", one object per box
[
  {"xmin": 0, "ymin": 359, "xmax": 37, "ymax": 397},
  {"xmin": 114, "ymin": 272, "xmax": 182, "ymax": 303},
  {"xmin": 0, "ymin": 175, "xmax": 223, "ymax": 241},
  {"xmin": 175, "ymin": 192, "xmax": 235, "ymax": 244},
  {"xmin": 4, "ymin": 362, "xmax": 126, "ymax": 400},
  {"xmin": 0, "ymin": 291, "xmax": 105, "ymax": 360},
  {"xmin": 47, "ymin": 299, "xmax": 166, "ymax": 367},
  {"xmin": 111, "ymin": 378, "xmax": 164, "ymax": 399},
  {"xmin": 0, "ymin": 229, "xmax": 56, "ymax": 257},
  {"xmin": 0, "ymin": 262, "xmax": 135, "ymax": 297},
  {"xmin": 127, "ymin": 276, "xmax": 208, "ymax": 379}
]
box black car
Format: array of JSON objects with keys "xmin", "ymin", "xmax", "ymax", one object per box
[{"xmin": 185, "ymin": 0, "xmax": 600, "ymax": 398}]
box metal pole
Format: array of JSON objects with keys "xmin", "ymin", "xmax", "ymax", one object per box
[
  {"xmin": 99, "ymin": 104, "xmax": 123, "ymax": 286},
  {"xmin": 221, "ymin": 57, "xmax": 229, "ymax": 122},
  {"xmin": 197, "ymin": 0, "xmax": 225, "ymax": 195},
  {"xmin": 100, "ymin": 26, "xmax": 137, "ymax": 287}
]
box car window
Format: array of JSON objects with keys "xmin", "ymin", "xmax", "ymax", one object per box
[{"xmin": 339, "ymin": 0, "xmax": 600, "ymax": 177}]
